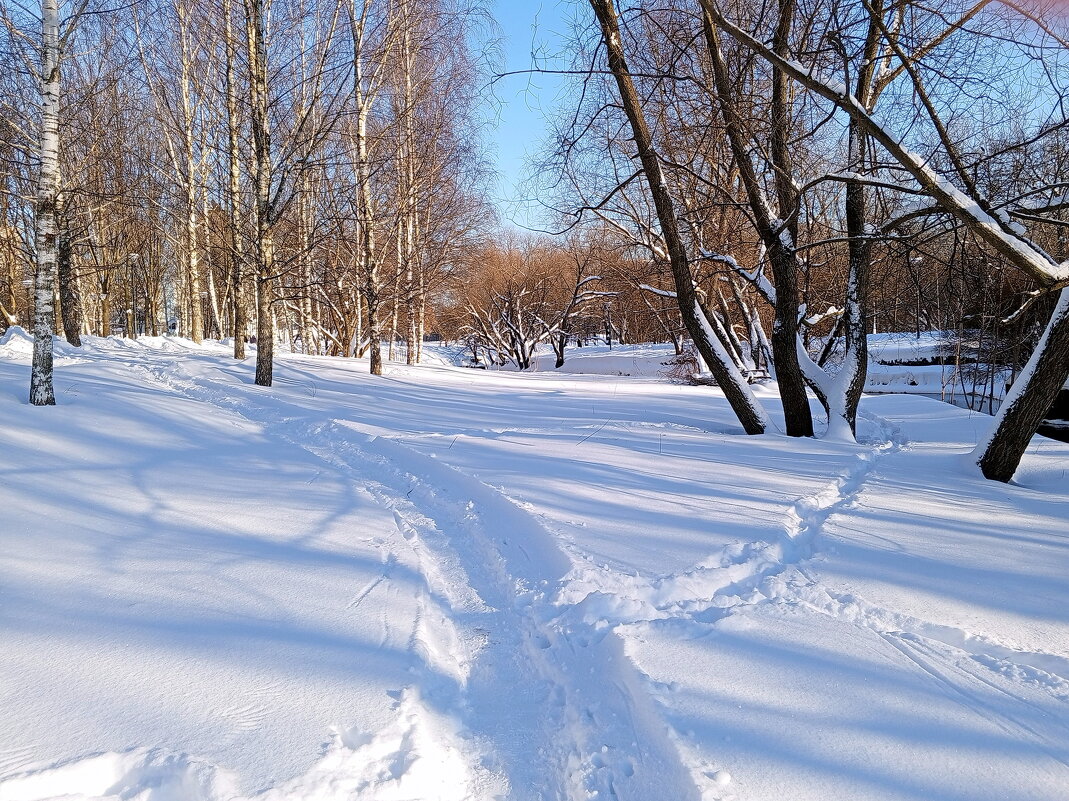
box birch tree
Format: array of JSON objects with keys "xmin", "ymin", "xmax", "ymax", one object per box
[
  {"xmin": 29, "ymin": 0, "xmax": 61, "ymax": 404},
  {"xmin": 242, "ymin": 0, "xmax": 342, "ymax": 386},
  {"xmin": 345, "ymin": 0, "xmax": 391, "ymax": 373},
  {"xmin": 5, "ymin": 0, "xmax": 91, "ymax": 404},
  {"xmin": 222, "ymin": 0, "xmax": 247, "ymax": 358}
]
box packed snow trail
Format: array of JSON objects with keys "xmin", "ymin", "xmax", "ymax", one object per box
[{"xmin": 131, "ymin": 350, "xmax": 706, "ymax": 800}]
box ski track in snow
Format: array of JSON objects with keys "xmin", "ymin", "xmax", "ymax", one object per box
[{"xmin": 129, "ymin": 353, "xmax": 705, "ymax": 800}]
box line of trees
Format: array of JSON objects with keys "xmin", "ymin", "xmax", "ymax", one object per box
[{"xmin": 0, "ymin": 0, "xmax": 489, "ymax": 393}]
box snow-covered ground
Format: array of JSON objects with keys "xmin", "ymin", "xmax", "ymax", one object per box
[
  {"xmin": 867, "ymin": 331, "xmax": 947, "ymax": 365},
  {"xmin": 1, "ymin": 332, "xmax": 1067, "ymax": 801},
  {"xmin": 525, "ymin": 343, "xmax": 682, "ymax": 377}
]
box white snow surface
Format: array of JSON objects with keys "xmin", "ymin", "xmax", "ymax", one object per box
[
  {"xmin": 867, "ymin": 331, "xmax": 947, "ymax": 365},
  {"xmin": 1, "ymin": 332, "xmax": 1068, "ymax": 801},
  {"xmin": 523, "ymin": 343, "xmax": 681, "ymax": 377}
]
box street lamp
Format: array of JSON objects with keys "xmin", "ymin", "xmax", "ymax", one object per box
[{"xmin": 126, "ymin": 253, "xmax": 140, "ymax": 339}]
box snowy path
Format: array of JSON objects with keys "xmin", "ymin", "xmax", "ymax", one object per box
[
  {"xmin": 1, "ymin": 335, "xmax": 1068, "ymax": 800},
  {"xmin": 131, "ymin": 348, "xmax": 705, "ymax": 800}
]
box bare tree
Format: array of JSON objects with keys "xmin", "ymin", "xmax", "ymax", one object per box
[
  {"xmin": 586, "ymin": 0, "xmax": 769, "ymax": 434},
  {"xmin": 703, "ymin": 0, "xmax": 1069, "ymax": 479}
]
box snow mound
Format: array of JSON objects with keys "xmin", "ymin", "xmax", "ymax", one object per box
[
  {"xmin": 0, "ymin": 749, "xmax": 239, "ymax": 801},
  {"xmin": 527, "ymin": 343, "xmax": 678, "ymax": 377},
  {"xmin": 0, "ymin": 326, "xmax": 34, "ymax": 357}
]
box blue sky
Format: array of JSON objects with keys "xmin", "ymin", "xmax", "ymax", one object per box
[{"xmin": 487, "ymin": 1, "xmax": 575, "ymax": 227}]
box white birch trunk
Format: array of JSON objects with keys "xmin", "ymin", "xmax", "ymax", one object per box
[
  {"xmin": 31, "ymin": 0, "xmax": 60, "ymax": 406},
  {"xmin": 179, "ymin": 6, "xmax": 204, "ymax": 343},
  {"xmin": 223, "ymin": 0, "xmax": 247, "ymax": 359}
]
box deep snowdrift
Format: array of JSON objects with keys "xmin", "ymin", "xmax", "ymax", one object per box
[{"xmin": 1, "ymin": 335, "xmax": 1067, "ymax": 801}]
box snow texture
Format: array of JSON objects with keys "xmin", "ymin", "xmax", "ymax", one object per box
[{"xmin": 1, "ymin": 334, "xmax": 1067, "ymax": 801}]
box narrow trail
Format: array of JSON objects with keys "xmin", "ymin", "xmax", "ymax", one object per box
[
  {"xmin": 135, "ymin": 353, "xmax": 706, "ymax": 801},
  {"xmin": 556, "ymin": 409, "xmax": 906, "ymax": 629},
  {"xmin": 767, "ymin": 411, "xmax": 1069, "ymax": 697},
  {"xmin": 552, "ymin": 404, "xmax": 1069, "ymax": 787}
]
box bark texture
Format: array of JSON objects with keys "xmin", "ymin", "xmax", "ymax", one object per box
[
  {"xmin": 57, "ymin": 226, "xmax": 82, "ymax": 346},
  {"xmin": 976, "ymin": 288, "xmax": 1069, "ymax": 482},
  {"xmin": 31, "ymin": 0, "xmax": 61, "ymax": 406},
  {"xmin": 245, "ymin": 0, "xmax": 275, "ymax": 386}
]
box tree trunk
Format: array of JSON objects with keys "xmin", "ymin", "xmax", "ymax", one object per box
[
  {"xmin": 99, "ymin": 283, "xmax": 110, "ymax": 337},
  {"xmin": 555, "ymin": 328, "xmax": 567, "ymax": 368},
  {"xmin": 349, "ymin": 25, "xmax": 383, "ymax": 375},
  {"xmin": 588, "ymin": 0, "xmax": 767, "ymax": 434},
  {"xmin": 245, "ymin": 0, "xmax": 274, "ymax": 386},
  {"xmin": 837, "ymin": 172, "xmax": 871, "ymax": 437},
  {"xmin": 31, "ymin": 0, "xmax": 60, "ymax": 406},
  {"xmin": 976, "ymin": 288, "xmax": 1069, "ymax": 481},
  {"xmin": 701, "ymin": 3, "xmax": 810, "ymax": 435},
  {"xmin": 224, "ymin": 0, "xmax": 246, "ymax": 359},
  {"xmin": 298, "ymin": 174, "xmax": 316, "ymax": 354},
  {"xmin": 399, "ymin": 6, "xmax": 417, "ymax": 366},
  {"xmin": 57, "ymin": 225, "xmax": 82, "ymax": 347},
  {"xmin": 388, "ymin": 226, "xmax": 402, "ymax": 361},
  {"xmin": 179, "ymin": 8, "xmax": 204, "ymax": 344}
]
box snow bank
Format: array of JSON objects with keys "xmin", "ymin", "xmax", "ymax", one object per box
[
  {"xmin": 526, "ymin": 343, "xmax": 679, "ymax": 377},
  {"xmin": 867, "ymin": 330, "xmax": 948, "ymax": 364}
]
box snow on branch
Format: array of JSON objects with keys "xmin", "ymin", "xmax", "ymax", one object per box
[
  {"xmin": 804, "ymin": 306, "xmax": 843, "ymax": 327},
  {"xmin": 723, "ymin": 262, "xmax": 775, "ymax": 306},
  {"xmin": 702, "ymin": 0, "xmax": 1069, "ymax": 289},
  {"xmin": 638, "ymin": 283, "xmax": 678, "ymax": 298}
]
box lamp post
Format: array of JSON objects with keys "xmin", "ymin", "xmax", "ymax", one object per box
[{"xmin": 126, "ymin": 253, "xmax": 140, "ymax": 339}]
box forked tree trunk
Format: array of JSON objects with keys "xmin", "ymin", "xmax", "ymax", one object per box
[{"xmin": 701, "ymin": 4, "xmax": 810, "ymax": 435}]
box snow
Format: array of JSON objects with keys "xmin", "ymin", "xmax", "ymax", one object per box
[
  {"xmin": 1, "ymin": 335, "xmax": 1068, "ymax": 800},
  {"xmin": 524, "ymin": 342, "xmax": 680, "ymax": 376},
  {"xmin": 866, "ymin": 362, "xmax": 976, "ymax": 394},
  {"xmin": 868, "ymin": 330, "xmax": 947, "ymax": 364}
]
